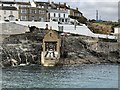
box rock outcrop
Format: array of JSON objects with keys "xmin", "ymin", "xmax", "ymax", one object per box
[{"xmin": 0, "ymin": 27, "xmax": 119, "ymax": 67}]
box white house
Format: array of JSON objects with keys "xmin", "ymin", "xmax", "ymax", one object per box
[
  {"xmin": 0, "ymin": 6, "xmax": 18, "ymax": 21},
  {"xmin": 114, "ymin": 25, "xmax": 120, "ymax": 34},
  {"xmin": 47, "ymin": 9, "xmax": 69, "ymax": 24}
]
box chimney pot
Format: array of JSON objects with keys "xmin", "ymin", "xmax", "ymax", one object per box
[
  {"xmin": 76, "ymin": 7, "xmax": 78, "ymax": 11},
  {"xmin": 64, "ymin": 3, "xmax": 66, "ymax": 6}
]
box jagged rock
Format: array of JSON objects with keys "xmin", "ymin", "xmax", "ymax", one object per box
[{"xmin": 1, "ymin": 27, "xmax": 119, "ymax": 67}]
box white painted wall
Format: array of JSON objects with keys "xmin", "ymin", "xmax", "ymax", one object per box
[
  {"xmin": 30, "ymin": 1, "xmax": 36, "ymax": 7},
  {"xmin": 5, "ymin": 21, "xmax": 116, "ymax": 39},
  {"xmin": 114, "ymin": 27, "xmax": 120, "ymax": 34},
  {"xmin": 13, "ymin": 21, "xmax": 58, "ymax": 30},
  {"xmin": 0, "ymin": 10, "xmax": 18, "ymax": 21},
  {"xmin": 50, "ymin": 12, "xmax": 68, "ymax": 18}
]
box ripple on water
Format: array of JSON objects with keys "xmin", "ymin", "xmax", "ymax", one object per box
[{"xmin": 2, "ymin": 64, "xmax": 118, "ymax": 88}]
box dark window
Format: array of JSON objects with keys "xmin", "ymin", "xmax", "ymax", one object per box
[
  {"xmin": 59, "ymin": 13, "xmax": 60, "ymax": 17},
  {"xmin": 64, "ymin": 14, "xmax": 65, "ymax": 18},
  {"xmin": 54, "ymin": 13, "xmax": 56, "ymax": 17},
  {"xmin": 62, "ymin": 19, "xmax": 64, "ymax": 22},
  {"xmin": 48, "ymin": 13, "xmax": 50, "ymax": 19},
  {"xmin": 65, "ymin": 19, "xmax": 67, "ymax": 22}
]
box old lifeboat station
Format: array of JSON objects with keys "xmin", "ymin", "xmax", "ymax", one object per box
[{"xmin": 41, "ymin": 28, "xmax": 61, "ymax": 66}]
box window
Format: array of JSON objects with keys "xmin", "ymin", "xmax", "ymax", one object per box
[
  {"xmin": 4, "ymin": 11, "xmax": 6, "ymax": 14},
  {"xmin": 48, "ymin": 13, "xmax": 50, "ymax": 19},
  {"xmin": 9, "ymin": 15, "xmax": 14, "ymax": 21},
  {"xmin": 58, "ymin": 13, "xmax": 60, "ymax": 17},
  {"xmin": 4, "ymin": 17, "xmax": 6, "ymax": 20},
  {"xmin": 54, "ymin": 13, "xmax": 56, "ymax": 17},
  {"xmin": 31, "ymin": 10, "xmax": 35, "ymax": 14},
  {"xmin": 21, "ymin": 16, "xmax": 27, "ymax": 20},
  {"xmin": 62, "ymin": 19, "xmax": 64, "ymax": 22},
  {"xmin": 21, "ymin": 9, "xmax": 26, "ymax": 13},
  {"xmin": 65, "ymin": 19, "xmax": 67, "ymax": 22},
  {"xmin": 64, "ymin": 14, "xmax": 65, "ymax": 18},
  {"xmin": 39, "ymin": 10, "xmax": 45, "ymax": 14},
  {"xmin": 32, "ymin": 16, "xmax": 34, "ymax": 20}
]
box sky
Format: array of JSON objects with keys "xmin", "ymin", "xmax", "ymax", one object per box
[{"xmin": 3, "ymin": 0, "xmax": 120, "ymax": 21}]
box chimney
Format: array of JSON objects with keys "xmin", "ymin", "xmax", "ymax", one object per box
[
  {"xmin": 76, "ymin": 7, "xmax": 78, "ymax": 11},
  {"xmin": 51, "ymin": 1, "xmax": 54, "ymax": 4},
  {"xmin": 59, "ymin": 2, "xmax": 60, "ymax": 10},
  {"xmin": 64, "ymin": 3, "xmax": 66, "ymax": 6},
  {"xmin": 64, "ymin": 3, "xmax": 66, "ymax": 10},
  {"xmin": 68, "ymin": 5, "xmax": 70, "ymax": 8}
]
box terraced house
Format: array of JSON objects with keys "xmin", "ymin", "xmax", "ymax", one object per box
[
  {"xmin": 0, "ymin": 0, "xmax": 83, "ymax": 23},
  {"xmin": 0, "ymin": 1, "xmax": 18, "ymax": 21},
  {"xmin": 19, "ymin": 4, "xmax": 47, "ymax": 21}
]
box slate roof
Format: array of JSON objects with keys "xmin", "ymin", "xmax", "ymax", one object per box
[
  {"xmin": 0, "ymin": 6, "xmax": 17, "ymax": 10},
  {"xmin": 54, "ymin": 3, "xmax": 69, "ymax": 9},
  {"xmin": 47, "ymin": 9, "xmax": 67, "ymax": 13},
  {"xmin": 15, "ymin": 2, "xmax": 31, "ymax": 5},
  {"xmin": 69, "ymin": 8, "xmax": 82, "ymax": 14},
  {"xmin": 1, "ymin": 1, "xmax": 15, "ymax": 4}
]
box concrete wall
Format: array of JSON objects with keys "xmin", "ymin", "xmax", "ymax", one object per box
[
  {"xmin": 6, "ymin": 21, "xmax": 116, "ymax": 39},
  {"xmin": 0, "ymin": 22, "xmax": 29, "ymax": 35}
]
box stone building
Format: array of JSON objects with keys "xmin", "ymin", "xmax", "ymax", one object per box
[
  {"xmin": 19, "ymin": 7, "xmax": 47, "ymax": 21},
  {"xmin": 68, "ymin": 7, "xmax": 83, "ymax": 18},
  {"xmin": 41, "ymin": 29, "xmax": 61, "ymax": 66},
  {"xmin": 0, "ymin": 1, "xmax": 18, "ymax": 21},
  {"xmin": 0, "ymin": 6, "xmax": 18, "ymax": 21}
]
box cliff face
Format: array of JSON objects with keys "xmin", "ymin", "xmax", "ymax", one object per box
[{"xmin": 0, "ymin": 27, "xmax": 120, "ymax": 67}]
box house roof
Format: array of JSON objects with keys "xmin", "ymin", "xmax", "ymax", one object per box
[
  {"xmin": 35, "ymin": 1, "xmax": 50, "ymax": 6},
  {"xmin": 1, "ymin": 1, "xmax": 15, "ymax": 4},
  {"xmin": 0, "ymin": 6, "xmax": 17, "ymax": 10},
  {"xmin": 47, "ymin": 9, "xmax": 67, "ymax": 13},
  {"xmin": 70, "ymin": 8, "xmax": 82, "ymax": 14},
  {"xmin": 114, "ymin": 24, "xmax": 120, "ymax": 28},
  {"xmin": 15, "ymin": 2, "xmax": 31, "ymax": 5},
  {"xmin": 54, "ymin": 3, "xmax": 69, "ymax": 9}
]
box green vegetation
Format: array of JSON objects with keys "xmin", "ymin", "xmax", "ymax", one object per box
[{"xmin": 88, "ymin": 20, "xmax": 119, "ymax": 34}]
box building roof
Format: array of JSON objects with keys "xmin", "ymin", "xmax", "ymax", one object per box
[
  {"xmin": 1, "ymin": 1, "xmax": 15, "ymax": 4},
  {"xmin": 47, "ymin": 9, "xmax": 67, "ymax": 13},
  {"xmin": 0, "ymin": 6, "xmax": 17, "ymax": 10},
  {"xmin": 70, "ymin": 8, "xmax": 82, "ymax": 14},
  {"xmin": 114, "ymin": 24, "xmax": 120, "ymax": 28},
  {"xmin": 35, "ymin": 1, "xmax": 50, "ymax": 6},
  {"xmin": 54, "ymin": 3, "xmax": 69, "ymax": 9},
  {"xmin": 15, "ymin": 2, "xmax": 31, "ymax": 5}
]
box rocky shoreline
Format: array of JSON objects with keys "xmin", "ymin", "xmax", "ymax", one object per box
[{"xmin": 0, "ymin": 27, "xmax": 120, "ymax": 67}]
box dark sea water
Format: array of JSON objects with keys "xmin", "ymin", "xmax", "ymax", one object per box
[{"xmin": 2, "ymin": 64, "xmax": 118, "ymax": 88}]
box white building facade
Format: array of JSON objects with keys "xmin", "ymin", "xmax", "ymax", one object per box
[
  {"xmin": 0, "ymin": 6, "xmax": 18, "ymax": 21},
  {"xmin": 47, "ymin": 9, "xmax": 69, "ymax": 24},
  {"xmin": 114, "ymin": 26, "xmax": 120, "ymax": 34}
]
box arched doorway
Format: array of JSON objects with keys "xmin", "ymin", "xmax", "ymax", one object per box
[{"xmin": 9, "ymin": 15, "xmax": 15, "ymax": 21}]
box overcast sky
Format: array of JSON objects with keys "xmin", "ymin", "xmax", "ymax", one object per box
[{"xmin": 4, "ymin": 0, "xmax": 120, "ymax": 21}]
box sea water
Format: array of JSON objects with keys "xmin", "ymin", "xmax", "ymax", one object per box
[{"xmin": 2, "ymin": 64, "xmax": 119, "ymax": 88}]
